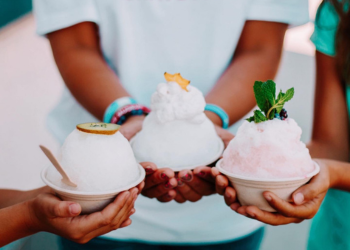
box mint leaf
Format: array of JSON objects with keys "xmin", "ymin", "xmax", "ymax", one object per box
[
  {"xmin": 275, "ymin": 88, "xmax": 294, "ymax": 113},
  {"xmin": 254, "ymin": 110, "xmax": 267, "ymax": 123},
  {"xmin": 246, "ymin": 116, "xmax": 255, "ymax": 122},
  {"xmin": 253, "ymin": 81, "xmax": 269, "ymax": 113},
  {"xmin": 263, "ymin": 80, "xmax": 276, "ymax": 107}
]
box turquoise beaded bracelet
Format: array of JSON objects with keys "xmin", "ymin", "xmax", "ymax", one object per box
[{"xmin": 205, "ymin": 104, "xmax": 229, "ymax": 129}]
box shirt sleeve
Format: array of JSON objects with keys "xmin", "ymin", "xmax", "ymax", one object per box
[
  {"xmin": 310, "ymin": 2, "xmax": 339, "ymax": 57},
  {"xmin": 247, "ymin": 0, "xmax": 309, "ymax": 27},
  {"xmin": 33, "ymin": 0, "xmax": 99, "ymax": 36}
]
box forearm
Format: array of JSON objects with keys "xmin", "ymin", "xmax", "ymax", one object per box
[
  {"xmin": 0, "ymin": 186, "xmax": 50, "ymax": 209},
  {"xmin": 326, "ymin": 160, "xmax": 350, "ymax": 192},
  {"xmin": 0, "ymin": 201, "xmax": 35, "ymax": 247},
  {"xmin": 51, "ymin": 47, "xmax": 130, "ymax": 120},
  {"xmin": 205, "ymin": 21, "xmax": 287, "ymax": 126},
  {"xmin": 205, "ymin": 49, "xmax": 281, "ymax": 126}
]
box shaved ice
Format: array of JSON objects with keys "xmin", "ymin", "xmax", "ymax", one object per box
[
  {"xmin": 132, "ymin": 81, "xmax": 222, "ymax": 169},
  {"xmin": 222, "ymin": 118, "xmax": 315, "ymax": 179},
  {"xmin": 47, "ymin": 129, "xmax": 140, "ymax": 192}
]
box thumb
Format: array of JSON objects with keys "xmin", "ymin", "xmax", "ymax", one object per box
[
  {"xmin": 43, "ymin": 194, "xmax": 82, "ymax": 217},
  {"xmin": 292, "ymin": 177, "xmax": 326, "ymax": 205}
]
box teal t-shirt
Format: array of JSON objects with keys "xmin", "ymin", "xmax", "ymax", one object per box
[{"xmin": 309, "ymin": 2, "xmax": 350, "ymax": 250}]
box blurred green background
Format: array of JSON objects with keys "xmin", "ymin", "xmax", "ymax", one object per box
[{"xmin": 0, "ymin": 0, "xmax": 32, "ymax": 28}]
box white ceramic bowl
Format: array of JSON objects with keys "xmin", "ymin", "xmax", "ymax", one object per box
[
  {"xmin": 130, "ymin": 137, "xmax": 224, "ymax": 171},
  {"xmin": 216, "ymin": 159, "xmax": 320, "ymax": 212},
  {"xmin": 41, "ymin": 164, "xmax": 145, "ymax": 214}
]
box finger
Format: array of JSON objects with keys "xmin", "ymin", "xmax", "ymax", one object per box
[
  {"xmin": 80, "ymin": 191, "xmax": 130, "ymax": 233},
  {"xmin": 140, "ymin": 162, "xmax": 158, "ymax": 175},
  {"xmin": 178, "ymin": 169, "xmax": 193, "ymax": 182},
  {"xmin": 237, "ymin": 206, "xmax": 303, "ymax": 226},
  {"xmin": 292, "ymin": 173, "xmax": 328, "ymax": 205},
  {"xmin": 111, "ymin": 189, "xmax": 138, "ymax": 227},
  {"xmin": 120, "ymin": 218, "xmax": 132, "ymax": 228},
  {"xmin": 211, "ymin": 167, "xmax": 220, "ymax": 177},
  {"xmin": 263, "ymin": 191, "xmax": 323, "ymax": 219},
  {"xmin": 224, "ymin": 187, "xmax": 237, "ymax": 206},
  {"xmin": 182, "ymin": 175, "xmax": 215, "ymax": 196},
  {"xmin": 174, "ymin": 190, "xmax": 187, "ymax": 203},
  {"xmin": 42, "ymin": 193, "xmax": 82, "ymax": 218},
  {"xmin": 157, "ymin": 190, "xmax": 177, "ymax": 203},
  {"xmin": 230, "ymin": 202, "xmax": 241, "ymax": 211},
  {"xmin": 144, "ymin": 168, "xmax": 175, "ymax": 189},
  {"xmin": 215, "ymin": 175, "xmax": 229, "ymax": 195},
  {"xmin": 176, "ymin": 183, "xmax": 202, "ymax": 202},
  {"xmin": 136, "ymin": 181, "xmax": 145, "ymax": 194},
  {"xmin": 142, "ymin": 178, "xmax": 177, "ymax": 198},
  {"xmin": 193, "ymin": 166, "xmax": 215, "ymax": 183}
]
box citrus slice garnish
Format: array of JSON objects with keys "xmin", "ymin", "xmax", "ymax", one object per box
[{"xmin": 76, "ymin": 123, "xmax": 120, "ymax": 135}]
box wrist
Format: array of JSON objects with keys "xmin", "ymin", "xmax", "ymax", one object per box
[
  {"xmin": 23, "ymin": 199, "xmax": 44, "ymax": 234},
  {"xmin": 205, "ymin": 110, "xmax": 222, "ymax": 127},
  {"xmin": 327, "ymin": 160, "xmax": 340, "ymax": 189},
  {"xmin": 204, "ymin": 104, "xmax": 229, "ymax": 129}
]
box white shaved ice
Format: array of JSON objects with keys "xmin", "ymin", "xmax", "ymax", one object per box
[
  {"xmin": 222, "ymin": 119, "xmax": 315, "ymax": 179},
  {"xmin": 46, "ymin": 129, "xmax": 140, "ymax": 192},
  {"xmin": 132, "ymin": 82, "xmax": 222, "ymax": 169}
]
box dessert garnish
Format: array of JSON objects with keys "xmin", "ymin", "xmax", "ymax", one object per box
[
  {"xmin": 164, "ymin": 72, "xmax": 190, "ymax": 91},
  {"xmin": 76, "ymin": 122, "xmax": 120, "ymax": 135},
  {"xmin": 247, "ymin": 80, "xmax": 294, "ymax": 123}
]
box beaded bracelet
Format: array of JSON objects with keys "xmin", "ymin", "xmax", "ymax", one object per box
[
  {"xmin": 205, "ymin": 104, "xmax": 229, "ymax": 129},
  {"xmin": 103, "ymin": 97, "xmax": 137, "ymax": 123},
  {"xmin": 111, "ymin": 104, "xmax": 151, "ymax": 125}
]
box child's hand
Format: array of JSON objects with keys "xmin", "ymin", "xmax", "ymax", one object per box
[
  {"xmin": 119, "ymin": 115, "xmax": 145, "ymax": 140},
  {"xmin": 27, "ymin": 188, "xmax": 138, "ymax": 244},
  {"xmin": 140, "ymin": 162, "xmax": 178, "ymax": 202},
  {"xmin": 228, "ymin": 160, "xmax": 330, "ymax": 226},
  {"xmin": 211, "ymin": 167, "xmax": 238, "ymax": 206}
]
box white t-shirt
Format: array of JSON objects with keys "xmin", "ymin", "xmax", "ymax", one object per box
[{"xmin": 34, "ymin": 0, "xmax": 308, "ymax": 244}]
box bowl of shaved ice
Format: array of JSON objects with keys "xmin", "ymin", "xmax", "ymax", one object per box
[
  {"xmin": 131, "ymin": 73, "xmax": 224, "ymax": 171},
  {"xmin": 41, "ymin": 123, "xmax": 145, "ymax": 214},
  {"xmin": 216, "ymin": 80, "xmax": 320, "ymax": 212}
]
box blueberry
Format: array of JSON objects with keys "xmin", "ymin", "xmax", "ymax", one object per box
[{"xmin": 280, "ymin": 109, "xmax": 288, "ymax": 119}]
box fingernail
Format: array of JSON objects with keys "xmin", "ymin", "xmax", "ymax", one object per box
[
  {"xmin": 165, "ymin": 181, "xmax": 173, "ymax": 189},
  {"xmin": 177, "ymin": 178, "xmax": 184, "ymax": 187},
  {"xmin": 181, "ymin": 173, "xmax": 193, "ymax": 182},
  {"xmin": 294, "ymin": 193, "xmax": 304, "ymax": 204},
  {"xmin": 264, "ymin": 194, "xmax": 271, "ymax": 201},
  {"xmin": 247, "ymin": 211, "xmax": 255, "ymax": 218},
  {"xmin": 198, "ymin": 171, "xmax": 206, "ymax": 177},
  {"xmin": 69, "ymin": 204, "xmax": 80, "ymax": 215},
  {"xmin": 145, "ymin": 167, "xmax": 154, "ymax": 174},
  {"xmin": 167, "ymin": 193, "xmax": 173, "ymax": 199},
  {"xmin": 161, "ymin": 173, "xmax": 169, "ymax": 180}
]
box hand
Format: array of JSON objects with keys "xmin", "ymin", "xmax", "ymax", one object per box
[
  {"xmin": 228, "ymin": 160, "xmax": 330, "ymax": 226},
  {"xmin": 119, "ymin": 115, "xmax": 145, "ymax": 140},
  {"xmin": 211, "ymin": 167, "xmax": 237, "ymax": 206},
  {"xmin": 173, "ymin": 126, "xmax": 234, "ymax": 203},
  {"xmin": 140, "ymin": 162, "xmax": 178, "ymax": 202},
  {"xmin": 27, "ymin": 188, "xmax": 139, "ymax": 244},
  {"xmin": 174, "ymin": 167, "xmax": 216, "ymax": 203}
]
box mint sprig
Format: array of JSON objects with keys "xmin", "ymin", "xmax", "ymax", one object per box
[{"xmin": 247, "ymin": 80, "xmax": 294, "ymax": 123}]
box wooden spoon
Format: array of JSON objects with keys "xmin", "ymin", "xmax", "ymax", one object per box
[{"xmin": 39, "ymin": 145, "xmax": 77, "ymax": 187}]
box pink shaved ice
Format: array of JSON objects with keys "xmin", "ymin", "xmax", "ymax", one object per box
[{"xmin": 222, "ymin": 118, "xmax": 315, "ymax": 179}]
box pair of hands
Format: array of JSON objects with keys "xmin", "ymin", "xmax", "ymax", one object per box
[
  {"xmin": 212, "ymin": 160, "xmax": 330, "ymax": 226},
  {"xmin": 26, "ymin": 183, "xmax": 143, "ymax": 244},
  {"xmin": 120, "ymin": 115, "xmax": 235, "ymax": 203}
]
